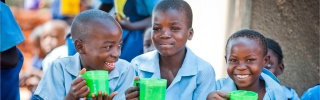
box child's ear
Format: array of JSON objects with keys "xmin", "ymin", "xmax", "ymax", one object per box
[
  {"xmin": 278, "ymin": 63, "xmax": 284, "ymax": 75},
  {"xmin": 263, "ymin": 55, "xmax": 270, "ymax": 67},
  {"xmin": 187, "ymin": 28, "xmax": 194, "ymax": 40},
  {"xmin": 74, "ymin": 39, "xmax": 85, "ymax": 54}
]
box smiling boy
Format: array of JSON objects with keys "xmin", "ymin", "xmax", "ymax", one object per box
[{"xmin": 34, "ymin": 9, "xmax": 135, "ymax": 100}]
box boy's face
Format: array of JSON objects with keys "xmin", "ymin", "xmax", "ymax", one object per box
[
  {"xmin": 226, "ymin": 37, "xmax": 269, "ymax": 89},
  {"xmin": 152, "ymin": 9, "xmax": 193, "ymax": 56},
  {"xmin": 143, "ymin": 30, "xmax": 155, "ymax": 53},
  {"xmin": 265, "ymin": 48, "xmax": 283, "ymax": 76},
  {"xmin": 77, "ymin": 21, "xmax": 122, "ymax": 71}
]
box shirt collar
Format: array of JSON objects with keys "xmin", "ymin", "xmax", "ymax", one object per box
[
  {"xmin": 139, "ymin": 47, "xmax": 198, "ymax": 76},
  {"xmin": 66, "ymin": 53, "xmax": 81, "ymax": 77}
]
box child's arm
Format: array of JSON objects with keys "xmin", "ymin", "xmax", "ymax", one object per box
[
  {"xmin": 0, "ymin": 46, "xmax": 18, "ymax": 68},
  {"xmin": 193, "ymin": 66, "xmax": 216, "ymax": 100},
  {"xmin": 206, "ymin": 91, "xmax": 229, "ymax": 100}
]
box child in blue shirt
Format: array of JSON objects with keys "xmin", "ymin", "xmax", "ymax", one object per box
[
  {"xmin": 265, "ymin": 38, "xmax": 299, "ymax": 100},
  {"xmin": 300, "ymin": 84, "xmax": 320, "ymax": 100},
  {"xmin": 207, "ymin": 29, "xmax": 285, "ymax": 100},
  {"xmin": 1, "ymin": 1, "xmax": 26, "ymax": 100},
  {"xmin": 125, "ymin": 0, "xmax": 216, "ymax": 100},
  {"xmin": 34, "ymin": 9, "xmax": 135, "ymax": 100}
]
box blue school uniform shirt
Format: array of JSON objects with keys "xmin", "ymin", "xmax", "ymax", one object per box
[
  {"xmin": 131, "ymin": 47, "xmax": 216, "ymax": 100},
  {"xmin": 216, "ymin": 72, "xmax": 286, "ymax": 100},
  {"xmin": 282, "ymin": 86, "xmax": 300, "ymax": 100},
  {"xmin": 100, "ymin": 0, "xmax": 160, "ymax": 62},
  {"xmin": 262, "ymin": 68, "xmax": 300, "ymax": 100},
  {"xmin": 34, "ymin": 53, "xmax": 135, "ymax": 100},
  {"xmin": 0, "ymin": 2, "xmax": 25, "ymax": 100},
  {"xmin": 300, "ymin": 84, "xmax": 320, "ymax": 100}
]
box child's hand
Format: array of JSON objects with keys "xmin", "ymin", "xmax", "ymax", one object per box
[
  {"xmin": 65, "ymin": 68, "xmax": 89, "ymax": 100},
  {"xmin": 206, "ymin": 91, "xmax": 229, "ymax": 100},
  {"xmin": 115, "ymin": 13, "xmax": 133, "ymax": 30},
  {"xmin": 90, "ymin": 91, "xmax": 118, "ymax": 100},
  {"xmin": 125, "ymin": 77, "xmax": 140, "ymax": 100}
]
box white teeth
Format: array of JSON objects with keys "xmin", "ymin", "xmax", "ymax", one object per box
[
  {"xmin": 105, "ymin": 62, "xmax": 115, "ymax": 66},
  {"xmin": 236, "ymin": 75, "xmax": 249, "ymax": 79}
]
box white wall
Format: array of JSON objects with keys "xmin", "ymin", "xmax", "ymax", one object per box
[{"xmin": 185, "ymin": 0, "xmax": 229, "ymax": 79}]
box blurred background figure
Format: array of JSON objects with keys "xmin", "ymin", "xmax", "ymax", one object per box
[
  {"xmin": 19, "ymin": 20, "xmax": 68, "ymax": 100},
  {"xmin": 1, "ymin": 1, "xmax": 26, "ymax": 100},
  {"xmin": 143, "ymin": 27, "xmax": 155, "ymax": 53}
]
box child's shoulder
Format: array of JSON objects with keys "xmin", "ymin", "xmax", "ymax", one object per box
[
  {"xmin": 185, "ymin": 47, "xmax": 213, "ymax": 70},
  {"xmin": 131, "ymin": 50, "xmax": 158, "ymax": 64},
  {"xmin": 48, "ymin": 54, "xmax": 79, "ymax": 72}
]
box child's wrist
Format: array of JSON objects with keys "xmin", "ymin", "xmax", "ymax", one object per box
[{"xmin": 65, "ymin": 92, "xmax": 78, "ymax": 100}]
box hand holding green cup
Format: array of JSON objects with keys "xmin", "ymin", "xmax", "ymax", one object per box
[
  {"xmin": 134, "ymin": 78, "xmax": 167, "ymax": 100},
  {"xmin": 81, "ymin": 70, "xmax": 109, "ymax": 98}
]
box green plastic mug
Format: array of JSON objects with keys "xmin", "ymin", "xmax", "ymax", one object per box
[
  {"xmin": 134, "ymin": 78, "xmax": 167, "ymax": 100},
  {"xmin": 82, "ymin": 70, "xmax": 109, "ymax": 98},
  {"xmin": 228, "ymin": 90, "xmax": 258, "ymax": 100}
]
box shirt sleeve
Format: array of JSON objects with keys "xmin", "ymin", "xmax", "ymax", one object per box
[
  {"xmin": 193, "ymin": 65, "xmax": 216, "ymax": 100},
  {"xmin": 112, "ymin": 63, "xmax": 135, "ymax": 100},
  {"xmin": 0, "ymin": 2, "xmax": 25, "ymax": 52},
  {"xmin": 34, "ymin": 61, "xmax": 66, "ymax": 100}
]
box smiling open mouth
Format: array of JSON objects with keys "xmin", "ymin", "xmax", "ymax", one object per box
[
  {"xmin": 105, "ymin": 62, "xmax": 115, "ymax": 69},
  {"xmin": 236, "ymin": 75, "xmax": 250, "ymax": 79}
]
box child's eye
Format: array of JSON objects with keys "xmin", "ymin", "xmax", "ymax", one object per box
[
  {"xmin": 228, "ymin": 59, "xmax": 237, "ymax": 62},
  {"xmin": 171, "ymin": 27, "xmax": 180, "ymax": 31},
  {"xmin": 246, "ymin": 59, "xmax": 255, "ymax": 62},
  {"xmin": 104, "ymin": 46, "xmax": 112, "ymax": 50},
  {"xmin": 153, "ymin": 28, "xmax": 161, "ymax": 31}
]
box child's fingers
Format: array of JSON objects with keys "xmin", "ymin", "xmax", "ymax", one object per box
[
  {"xmin": 108, "ymin": 92, "xmax": 118, "ymax": 100},
  {"xmin": 125, "ymin": 90, "xmax": 139, "ymax": 99},
  {"xmin": 103, "ymin": 92, "xmax": 108, "ymax": 100},
  {"xmin": 91, "ymin": 93, "xmax": 96, "ymax": 100},
  {"xmin": 134, "ymin": 76, "xmax": 140, "ymax": 81},
  {"xmin": 98, "ymin": 90, "xmax": 103, "ymax": 100},
  {"xmin": 83, "ymin": 97, "xmax": 87, "ymax": 100},
  {"xmin": 206, "ymin": 91, "xmax": 229, "ymax": 100},
  {"xmin": 75, "ymin": 79, "xmax": 87, "ymax": 90},
  {"xmin": 125, "ymin": 86, "xmax": 139, "ymax": 95},
  {"xmin": 216, "ymin": 91, "xmax": 229, "ymax": 98},
  {"xmin": 78, "ymin": 68, "xmax": 86, "ymax": 76},
  {"xmin": 78, "ymin": 85, "xmax": 89, "ymax": 97},
  {"xmin": 71, "ymin": 77, "xmax": 85, "ymax": 88}
]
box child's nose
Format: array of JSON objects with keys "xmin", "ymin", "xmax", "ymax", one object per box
[
  {"xmin": 236, "ymin": 62, "xmax": 247, "ymax": 70},
  {"xmin": 111, "ymin": 48, "xmax": 121, "ymax": 58},
  {"xmin": 160, "ymin": 29, "xmax": 172, "ymax": 39}
]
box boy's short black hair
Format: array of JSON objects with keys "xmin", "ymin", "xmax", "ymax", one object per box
[
  {"xmin": 226, "ymin": 29, "xmax": 268, "ymax": 56},
  {"xmin": 154, "ymin": 0, "xmax": 193, "ymax": 28},
  {"xmin": 71, "ymin": 9, "xmax": 115, "ymax": 41},
  {"xmin": 266, "ymin": 38, "xmax": 283, "ymax": 63}
]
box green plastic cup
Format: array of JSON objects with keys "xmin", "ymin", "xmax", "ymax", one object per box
[
  {"xmin": 82, "ymin": 70, "xmax": 109, "ymax": 98},
  {"xmin": 134, "ymin": 78, "xmax": 167, "ymax": 100},
  {"xmin": 228, "ymin": 90, "xmax": 258, "ymax": 100}
]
